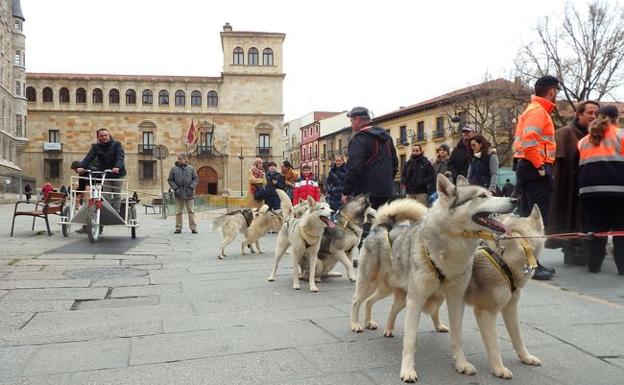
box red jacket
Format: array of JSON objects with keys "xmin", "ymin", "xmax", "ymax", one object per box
[{"xmin": 292, "ymin": 175, "xmax": 320, "ymax": 204}]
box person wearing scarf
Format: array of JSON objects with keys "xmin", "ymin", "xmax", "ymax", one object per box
[{"xmin": 247, "ymin": 158, "xmax": 266, "ymax": 209}]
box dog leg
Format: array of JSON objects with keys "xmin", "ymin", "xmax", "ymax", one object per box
[
  {"xmin": 501, "ymin": 294, "xmax": 542, "ymax": 367},
  {"xmin": 335, "ymin": 250, "xmax": 357, "ymax": 282},
  {"xmin": 220, "ymin": 228, "xmax": 237, "ymax": 259},
  {"xmin": 400, "ymin": 292, "xmax": 428, "ymax": 383},
  {"xmin": 268, "ymin": 231, "xmax": 289, "ymax": 282},
  {"xmin": 241, "ymin": 242, "xmax": 247, "ymax": 256},
  {"xmin": 307, "ymin": 245, "xmax": 321, "ymax": 292},
  {"xmin": 255, "ymin": 241, "xmax": 263, "ymax": 254},
  {"xmin": 350, "ymin": 276, "xmax": 376, "ymax": 333},
  {"xmin": 364, "ymin": 284, "xmax": 392, "ymax": 330},
  {"xmin": 445, "ymin": 287, "xmax": 476, "ymax": 376},
  {"xmin": 291, "ymin": 245, "xmax": 305, "ymax": 290},
  {"xmin": 474, "ymin": 307, "xmax": 512, "ymax": 379},
  {"xmin": 384, "ymin": 289, "xmax": 406, "ymax": 337},
  {"xmin": 427, "ymin": 292, "xmax": 449, "ymax": 332}
]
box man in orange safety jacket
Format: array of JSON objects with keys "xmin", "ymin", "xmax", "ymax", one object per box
[{"xmin": 513, "ymin": 75, "xmax": 559, "ymax": 280}]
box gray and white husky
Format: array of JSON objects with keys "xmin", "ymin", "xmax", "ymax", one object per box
[
  {"xmin": 212, "ymin": 205, "xmax": 282, "ymax": 259},
  {"xmin": 267, "ymin": 190, "xmax": 334, "ymax": 292}
]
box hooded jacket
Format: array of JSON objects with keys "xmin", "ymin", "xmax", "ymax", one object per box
[
  {"xmin": 80, "ymin": 140, "xmax": 126, "ymax": 177},
  {"xmin": 343, "ymin": 125, "xmax": 399, "ymax": 198},
  {"xmin": 401, "ymin": 154, "xmax": 434, "ymax": 194},
  {"xmin": 167, "ymin": 162, "xmax": 199, "ymax": 200}
]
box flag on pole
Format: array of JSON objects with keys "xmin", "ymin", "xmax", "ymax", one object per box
[{"xmin": 186, "ymin": 120, "xmax": 197, "ymax": 145}]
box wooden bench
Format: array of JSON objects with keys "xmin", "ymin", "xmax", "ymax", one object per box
[
  {"xmin": 143, "ymin": 197, "xmax": 162, "ymax": 214},
  {"xmin": 10, "ymin": 191, "xmax": 67, "ymax": 236}
]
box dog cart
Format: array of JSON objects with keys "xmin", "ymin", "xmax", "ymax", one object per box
[{"xmin": 59, "ymin": 170, "xmax": 138, "ymax": 242}]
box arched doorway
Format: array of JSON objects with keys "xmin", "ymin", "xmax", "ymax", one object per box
[{"xmin": 196, "ymin": 166, "xmax": 218, "ymax": 195}]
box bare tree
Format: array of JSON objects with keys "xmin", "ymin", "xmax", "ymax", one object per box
[
  {"xmin": 440, "ymin": 78, "xmax": 531, "ymax": 166},
  {"xmin": 516, "ymin": 1, "xmax": 624, "ymax": 117}
]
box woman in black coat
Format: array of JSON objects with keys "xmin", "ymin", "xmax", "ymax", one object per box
[{"xmin": 325, "ymin": 156, "xmax": 348, "ymax": 212}]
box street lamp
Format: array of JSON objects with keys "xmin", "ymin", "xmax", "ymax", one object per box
[{"xmin": 239, "ymin": 147, "xmax": 244, "ymax": 197}]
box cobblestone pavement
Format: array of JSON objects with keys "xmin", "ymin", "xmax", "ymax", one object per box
[{"xmin": 1, "ymin": 204, "xmax": 623, "ymax": 385}]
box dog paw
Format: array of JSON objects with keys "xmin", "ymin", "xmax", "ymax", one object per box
[
  {"xmin": 492, "ymin": 366, "xmax": 513, "ymax": 379},
  {"xmin": 520, "ymin": 353, "xmax": 542, "ymax": 366},
  {"xmin": 366, "ymin": 320, "xmax": 378, "ymax": 330},
  {"xmin": 267, "ymin": 276, "xmax": 274, "ymax": 282},
  {"xmin": 435, "ymin": 324, "xmax": 449, "ymax": 333},
  {"xmin": 218, "ymin": 255, "xmax": 225, "ymax": 260},
  {"xmin": 310, "ymin": 286, "xmax": 319, "ymax": 293},
  {"xmin": 293, "ymin": 284, "xmax": 300, "ymax": 290},
  {"xmin": 351, "ymin": 323, "xmax": 363, "ymax": 333},
  {"xmin": 399, "ymin": 366, "xmax": 418, "ymax": 383},
  {"xmin": 349, "ymin": 276, "xmax": 357, "ymax": 282},
  {"xmin": 383, "ymin": 329, "xmax": 394, "ymax": 337},
  {"xmin": 315, "ymin": 277, "xmax": 321, "ymax": 282},
  {"xmin": 455, "ymin": 360, "xmax": 476, "ymax": 375}
]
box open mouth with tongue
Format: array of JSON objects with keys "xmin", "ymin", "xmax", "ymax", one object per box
[
  {"xmin": 320, "ymin": 215, "xmax": 336, "ymax": 229},
  {"xmin": 472, "ymin": 212, "xmax": 511, "ymax": 235}
]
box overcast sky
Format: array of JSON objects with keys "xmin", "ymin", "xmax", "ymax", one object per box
[{"xmin": 23, "ymin": 0, "xmax": 606, "ymax": 121}]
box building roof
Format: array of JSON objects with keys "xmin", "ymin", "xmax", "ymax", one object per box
[
  {"xmin": 26, "ymin": 72, "xmax": 221, "ymax": 83},
  {"xmin": 374, "ymin": 78, "xmax": 525, "ymax": 123},
  {"xmin": 12, "ymin": 0, "xmax": 25, "ymax": 21},
  {"xmin": 313, "ymin": 111, "xmax": 342, "ymax": 121}
]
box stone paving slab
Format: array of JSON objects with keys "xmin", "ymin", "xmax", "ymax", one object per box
[
  {"xmin": 0, "ymin": 374, "xmax": 72, "ymax": 385},
  {"xmin": 0, "ymin": 300, "xmax": 74, "ymax": 313},
  {"xmin": 0, "ymin": 312, "xmax": 33, "ymax": 331},
  {"xmin": 2, "ymin": 272, "xmax": 71, "ymax": 280},
  {"xmin": 1, "ymin": 287, "xmax": 108, "ymax": 301},
  {"xmin": 109, "ymin": 283, "xmax": 182, "ymax": 298},
  {"xmin": 0, "ymin": 279, "xmax": 92, "ymax": 290},
  {"xmin": 536, "ymin": 322, "xmax": 624, "ymax": 357},
  {"xmin": 74, "ymin": 295, "xmax": 160, "ymax": 310},
  {"xmin": 91, "ymin": 277, "xmax": 150, "ymax": 287},
  {"xmin": 0, "ymin": 345, "xmax": 38, "ymax": 378}
]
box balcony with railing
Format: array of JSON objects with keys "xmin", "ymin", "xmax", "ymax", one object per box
[
  {"xmin": 138, "ymin": 143, "xmax": 154, "ymax": 154},
  {"xmin": 197, "ymin": 144, "xmax": 217, "ymax": 157},
  {"xmin": 256, "ymin": 146, "xmax": 272, "ymax": 157}
]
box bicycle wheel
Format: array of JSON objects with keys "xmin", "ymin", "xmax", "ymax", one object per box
[
  {"xmin": 61, "ymin": 206, "xmax": 71, "ymax": 237},
  {"xmin": 129, "ymin": 205, "xmax": 137, "ymax": 239},
  {"xmin": 87, "ymin": 206, "xmax": 101, "ymax": 243}
]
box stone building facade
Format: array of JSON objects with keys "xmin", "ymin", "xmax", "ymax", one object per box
[
  {"xmin": 0, "ymin": 0, "xmax": 28, "ymax": 192},
  {"xmin": 22, "ymin": 23, "xmax": 285, "ymax": 197}
]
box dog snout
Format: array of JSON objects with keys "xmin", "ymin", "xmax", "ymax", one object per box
[{"xmin": 509, "ymin": 197, "xmax": 519, "ymax": 206}]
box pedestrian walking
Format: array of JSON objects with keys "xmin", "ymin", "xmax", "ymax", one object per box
[
  {"xmin": 264, "ymin": 161, "xmax": 285, "ymax": 210},
  {"xmin": 448, "ymin": 124, "xmax": 476, "ymax": 182},
  {"xmin": 501, "ymin": 179, "xmax": 515, "ymax": 198},
  {"xmin": 280, "ymin": 160, "xmax": 298, "ymax": 200},
  {"xmin": 549, "ymin": 100, "xmax": 599, "ymax": 265},
  {"xmin": 247, "ymin": 158, "xmax": 266, "ymax": 209},
  {"xmin": 293, "ymin": 164, "xmax": 320, "ymax": 204},
  {"xmin": 577, "ymin": 105, "xmax": 624, "ymax": 275},
  {"xmin": 467, "ymin": 134, "xmax": 499, "ymax": 194},
  {"xmin": 512, "ymin": 75, "xmax": 559, "ymax": 280},
  {"xmin": 325, "ymin": 155, "xmax": 348, "ymax": 213},
  {"xmin": 24, "ymin": 184, "xmax": 32, "ymax": 202},
  {"xmin": 167, "ymin": 154, "xmax": 199, "ymax": 234},
  {"xmin": 401, "ymin": 144, "xmax": 434, "ymax": 206},
  {"xmin": 341, "ymin": 106, "xmax": 398, "ymax": 210}
]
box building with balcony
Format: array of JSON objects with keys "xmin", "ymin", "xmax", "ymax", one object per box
[{"xmin": 22, "ymin": 23, "xmax": 285, "ymax": 197}]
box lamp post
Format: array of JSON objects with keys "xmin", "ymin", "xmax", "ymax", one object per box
[{"xmin": 239, "ymin": 147, "xmax": 244, "ymax": 197}]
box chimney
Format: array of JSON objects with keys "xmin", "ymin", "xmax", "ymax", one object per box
[{"xmin": 223, "ymin": 22, "xmax": 232, "ymax": 32}]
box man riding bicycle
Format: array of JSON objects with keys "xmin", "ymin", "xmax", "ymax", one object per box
[{"xmin": 76, "ymin": 128, "xmax": 126, "ymax": 213}]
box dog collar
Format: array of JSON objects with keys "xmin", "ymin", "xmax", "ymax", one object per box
[
  {"xmin": 422, "ymin": 247, "xmax": 446, "ymax": 282},
  {"xmin": 514, "ymin": 232, "xmax": 538, "ymax": 271},
  {"xmin": 458, "ymin": 230, "xmax": 498, "ymax": 240}
]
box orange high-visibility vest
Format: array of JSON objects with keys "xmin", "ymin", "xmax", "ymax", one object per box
[
  {"xmin": 578, "ymin": 125, "xmax": 624, "ymax": 164},
  {"xmin": 577, "ymin": 124, "xmax": 624, "ymax": 196},
  {"xmin": 513, "ymin": 96, "xmax": 556, "ymax": 168}
]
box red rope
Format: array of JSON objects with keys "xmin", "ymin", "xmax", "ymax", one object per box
[{"xmin": 499, "ymin": 230, "xmax": 624, "ymax": 240}]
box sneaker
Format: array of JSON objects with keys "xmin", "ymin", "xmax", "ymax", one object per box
[
  {"xmin": 174, "ymin": 229, "xmax": 181, "ymax": 234},
  {"xmin": 191, "ymin": 229, "xmax": 198, "ymax": 234},
  {"xmin": 540, "ymin": 264, "xmax": 556, "ymax": 275},
  {"xmin": 532, "ymin": 265, "xmax": 553, "ymax": 280}
]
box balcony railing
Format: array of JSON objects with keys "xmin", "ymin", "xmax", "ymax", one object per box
[
  {"xmin": 198, "ymin": 145, "xmax": 216, "ymax": 157},
  {"xmin": 43, "ymin": 142, "xmax": 62, "ymax": 151},
  {"xmin": 326, "ymin": 150, "xmax": 334, "ymax": 160},
  {"xmin": 138, "ymin": 143, "xmax": 154, "ymax": 154},
  {"xmin": 256, "ymin": 147, "xmax": 272, "ymax": 156},
  {"xmin": 433, "ymin": 130, "xmax": 445, "ymax": 139}
]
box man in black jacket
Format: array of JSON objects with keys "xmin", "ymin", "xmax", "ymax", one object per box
[
  {"xmin": 77, "ymin": 128, "xmax": 126, "ymax": 213},
  {"xmin": 401, "ymin": 144, "xmax": 434, "ymax": 206},
  {"xmin": 341, "ymin": 106, "xmax": 398, "ymax": 209},
  {"xmin": 447, "ymin": 124, "xmax": 476, "ymax": 182}
]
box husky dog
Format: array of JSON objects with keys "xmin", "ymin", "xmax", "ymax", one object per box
[
  {"xmin": 268, "ymin": 190, "xmax": 334, "ymax": 292},
  {"xmin": 300, "ymin": 195, "xmax": 375, "ymax": 282},
  {"xmin": 464, "ymin": 205, "xmax": 544, "ymax": 379},
  {"xmin": 397, "ymin": 174, "xmax": 516, "ymax": 382},
  {"xmin": 213, "ymin": 205, "xmax": 282, "ymax": 259},
  {"xmin": 350, "ymin": 198, "xmax": 434, "ymax": 335}
]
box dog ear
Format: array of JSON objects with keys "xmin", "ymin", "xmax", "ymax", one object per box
[
  {"xmin": 320, "ymin": 195, "xmax": 327, "ymax": 203},
  {"xmin": 436, "ymin": 173, "xmax": 456, "ymax": 198},
  {"xmin": 455, "ymin": 175, "xmax": 469, "ymax": 186},
  {"xmin": 307, "ymin": 195, "xmax": 316, "ymax": 208},
  {"xmin": 259, "ymin": 205, "xmax": 269, "ymax": 213},
  {"xmin": 529, "ymin": 204, "xmax": 542, "ymax": 223}
]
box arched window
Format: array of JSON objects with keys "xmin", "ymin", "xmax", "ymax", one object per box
[
  {"xmin": 248, "ymin": 47, "xmax": 259, "ymax": 65},
  {"xmin": 59, "ymin": 87, "xmax": 70, "ymax": 104},
  {"xmin": 158, "ymin": 90, "xmax": 169, "ymax": 105},
  {"xmin": 175, "ymin": 90, "xmax": 185, "ymax": 106},
  {"xmin": 109, "ymin": 89, "xmax": 120, "ymax": 104},
  {"xmin": 26, "ymin": 86, "xmax": 36, "ymax": 102},
  {"xmin": 92, "ymin": 88, "xmax": 103, "ymax": 104},
  {"xmin": 191, "ymin": 90, "xmax": 201, "ymax": 106},
  {"xmin": 207, "ymin": 91, "xmax": 218, "ymax": 107},
  {"xmin": 142, "ymin": 89, "xmax": 153, "ymax": 105},
  {"xmin": 76, "ymin": 88, "xmax": 86, "ymax": 104},
  {"xmin": 263, "ymin": 48, "xmax": 274, "ymax": 66},
  {"xmin": 126, "ymin": 89, "xmax": 136, "ymax": 105},
  {"xmin": 42, "ymin": 87, "xmax": 53, "ymax": 102},
  {"xmin": 233, "ymin": 47, "xmax": 244, "ymax": 65}
]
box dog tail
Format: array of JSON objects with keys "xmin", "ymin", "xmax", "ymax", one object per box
[
  {"xmin": 277, "ymin": 189, "xmax": 294, "ymax": 218},
  {"xmin": 212, "ymin": 214, "xmax": 229, "ymax": 230},
  {"xmin": 373, "ymin": 198, "xmax": 427, "ymax": 227}
]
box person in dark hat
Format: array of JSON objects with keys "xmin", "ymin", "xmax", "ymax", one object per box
[
  {"xmin": 342, "ymin": 106, "xmax": 398, "ymax": 209},
  {"xmin": 447, "ymin": 124, "xmax": 476, "ymax": 182}
]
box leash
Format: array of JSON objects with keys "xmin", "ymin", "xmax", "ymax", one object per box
[{"xmin": 497, "ymin": 230, "xmax": 624, "ymax": 241}]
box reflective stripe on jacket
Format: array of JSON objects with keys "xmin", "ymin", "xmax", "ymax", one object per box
[
  {"xmin": 578, "ymin": 124, "xmax": 624, "ymax": 198},
  {"xmin": 513, "ymin": 96, "xmax": 556, "ymax": 168}
]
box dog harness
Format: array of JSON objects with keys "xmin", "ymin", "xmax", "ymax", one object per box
[{"xmin": 422, "ymin": 247, "xmax": 446, "ymax": 282}]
